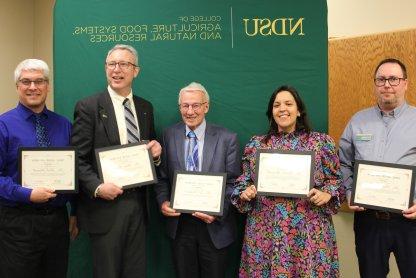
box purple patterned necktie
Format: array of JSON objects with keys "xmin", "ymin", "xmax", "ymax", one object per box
[
  {"xmin": 34, "ymin": 114, "xmax": 50, "ymax": 147},
  {"xmin": 186, "ymin": 130, "xmax": 199, "ymax": 171}
]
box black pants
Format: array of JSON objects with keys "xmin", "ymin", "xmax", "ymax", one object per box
[
  {"xmin": 0, "ymin": 205, "xmax": 69, "ymax": 278},
  {"xmin": 172, "ymin": 214, "xmax": 229, "ymax": 278},
  {"xmin": 89, "ymin": 191, "xmax": 146, "ymax": 278},
  {"xmin": 354, "ymin": 210, "xmax": 416, "ymax": 278}
]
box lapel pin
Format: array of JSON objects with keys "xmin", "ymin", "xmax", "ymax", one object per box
[{"xmin": 99, "ymin": 109, "xmax": 108, "ymax": 119}]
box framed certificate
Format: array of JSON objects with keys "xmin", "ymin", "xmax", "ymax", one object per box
[
  {"xmin": 170, "ymin": 171, "xmax": 227, "ymax": 216},
  {"xmin": 351, "ymin": 160, "xmax": 416, "ymax": 213},
  {"xmin": 255, "ymin": 149, "xmax": 315, "ymax": 197},
  {"xmin": 18, "ymin": 147, "xmax": 78, "ymax": 193},
  {"xmin": 95, "ymin": 142, "xmax": 157, "ymax": 189}
]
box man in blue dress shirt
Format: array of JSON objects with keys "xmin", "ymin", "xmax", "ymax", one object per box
[
  {"xmin": 0, "ymin": 59, "xmax": 77, "ymax": 278},
  {"xmin": 339, "ymin": 58, "xmax": 416, "ymax": 277}
]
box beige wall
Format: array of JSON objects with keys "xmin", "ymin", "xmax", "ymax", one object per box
[
  {"xmin": 328, "ymin": 0, "xmax": 416, "ymax": 38},
  {"xmin": 1, "ymin": 1, "xmax": 416, "ymax": 277},
  {"xmin": 0, "ymin": 0, "xmax": 54, "ymax": 114},
  {"xmin": 34, "ymin": 0, "xmax": 55, "ymax": 108},
  {"xmin": 0, "ymin": 1, "xmax": 34, "ymax": 112}
]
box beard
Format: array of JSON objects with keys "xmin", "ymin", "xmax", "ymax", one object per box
[{"xmin": 378, "ymin": 96, "xmax": 398, "ymax": 111}]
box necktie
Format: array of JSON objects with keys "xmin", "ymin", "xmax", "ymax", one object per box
[
  {"xmin": 186, "ymin": 130, "xmax": 199, "ymax": 171},
  {"xmin": 34, "ymin": 114, "xmax": 50, "ymax": 147},
  {"xmin": 123, "ymin": 98, "xmax": 140, "ymax": 143}
]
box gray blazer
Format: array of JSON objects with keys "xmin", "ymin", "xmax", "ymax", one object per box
[{"xmin": 154, "ymin": 122, "xmax": 240, "ymax": 249}]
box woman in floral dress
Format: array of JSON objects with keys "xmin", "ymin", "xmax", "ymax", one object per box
[{"xmin": 231, "ymin": 85, "xmax": 345, "ymax": 277}]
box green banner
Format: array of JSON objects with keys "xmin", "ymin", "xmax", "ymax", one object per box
[{"xmin": 54, "ymin": 1, "xmax": 327, "ymax": 277}]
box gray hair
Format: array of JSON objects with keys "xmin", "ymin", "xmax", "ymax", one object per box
[
  {"xmin": 14, "ymin": 59, "xmax": 49, "ymax": 83},
  {"xmin": 178, "ymin": 82, "xmax": 210, "ymax": 104},
  {"xmin": 106, "ymin": 44, "xmax": 139, "ymax": 65}
]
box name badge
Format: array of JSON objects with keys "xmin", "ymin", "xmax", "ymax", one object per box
[{"xmin": 355, "ymin": 134, "xmax": 372, "ymax": 142}]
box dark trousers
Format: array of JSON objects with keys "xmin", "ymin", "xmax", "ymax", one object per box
[
  {"xmin": 354, "ymin": 210, "xmax": 416, "ymax": 278},
  {"xmin": 172, "ymin": 214, "xmax": 229, "ymax": 278},
  {"xmin": 0, "ymin": 205, "xmax": 69, "ymax": 278},
  {"xmin": 89, "ymin": 191, "xmax": 146, "ymax": 278}
]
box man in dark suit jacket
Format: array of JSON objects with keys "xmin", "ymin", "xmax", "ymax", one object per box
[
  {"xmin": 154, "ymin": 82, "xmax": 240, "ymax": 278},
  {"xmin": 71, "ymin": 44, "xmax": 161, "ymax": 278}
]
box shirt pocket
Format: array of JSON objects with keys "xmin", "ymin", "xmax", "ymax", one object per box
[{"xmin": 354, "ymin": 140, "xmax": 374, "ymax": 160}]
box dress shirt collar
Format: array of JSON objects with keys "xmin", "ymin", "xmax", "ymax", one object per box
[
  {"xmin": 185, "ymin": 119, "xmax": 206, "ymax": 140},
  {"xmin": 376, "ymin": 102, "xmax": 408, "ymax": 118},
  {"xmin": 107, "ymin": 85, "xmax": 133, "ymax": 103},
  {"xmin": 17, "ymin": 102, "xmax": 50, "ymax": 120}
]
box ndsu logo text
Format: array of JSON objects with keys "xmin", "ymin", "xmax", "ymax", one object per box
[{"xmin": 243, "ymin": 18, "xmax": 305, "ymax": 36}]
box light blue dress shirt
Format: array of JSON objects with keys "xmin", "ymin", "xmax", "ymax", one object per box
[
  {"xmin": 339, "ymin": 102, "xmax": 416, "ymax": 197},
  {"xmin": 184, "ymin": 120, "xmax": 206, "ymax": 171}
]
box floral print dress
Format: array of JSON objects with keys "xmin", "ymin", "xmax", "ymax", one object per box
[{"xmin": 231, "ymin": 131, "xmax": 345, "ymax": 278}]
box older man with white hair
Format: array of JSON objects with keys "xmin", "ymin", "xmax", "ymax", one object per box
[{"xmin": 154, "ymin": 82, "xmax": 240, "ymax": 278}]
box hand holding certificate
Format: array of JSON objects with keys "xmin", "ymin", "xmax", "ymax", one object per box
[
  {"xmin": 255, "ymin": 149, "xmax": 315, "ymax": 197},
  {"xmin": 19, "ymin": 147, "xmax": 78, "ymax": 193},
  {"xmin": 170, "ymin": 171, "xmax": 227, "ymax": 216},
  {"xmin": 351, "ymin": 160, "xmax": 416, "ymax": 213},
  {"xmin": 95, "ymin": 142, "xmax": 157, "ymax": 189}
]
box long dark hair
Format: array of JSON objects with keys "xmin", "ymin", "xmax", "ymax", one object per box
[{"xmin": 264, "ymin": 85, "xmax": 311, "ymax": 141}]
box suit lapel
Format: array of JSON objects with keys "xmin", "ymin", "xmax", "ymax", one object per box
[
  {"xmin": 202, "ymin": 123, "xmax": 218, "ymax": 172},
  {"xmin": 132, "ymin": 96, "xmax": 148, "ymax": 140},
  {"xmin": 174, "ymin": 123, "xmax": 186, "ymax": 170},
  {"xmin": 98, "ymin": 91, "xmax": 120, "ymax": 145}
]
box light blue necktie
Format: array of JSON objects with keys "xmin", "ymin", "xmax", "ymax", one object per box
[
  {"xmin": 34, "ymin": 114, "xmax": 50, "ymax": 147},
  {"xmin": 186, "ymin": 130, "xmax": 199, "ymax": 171}
]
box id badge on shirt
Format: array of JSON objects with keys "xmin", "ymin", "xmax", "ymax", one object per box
[{"xmin": 355, "ymin": 134, "xmax": 373, "ymax": 142}]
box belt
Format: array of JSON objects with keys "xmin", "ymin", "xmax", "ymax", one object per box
[
  {"xmin": 364, "ymin": 209, "xmax": 402, "ymax": 220},
  {"xmin": 1, "ymin": 204, "xmax": 64, "ymax": 215},
  {"xmin": 179, "ymin": 213, "xmax": 206, "ymax": 225},
  {"xmin": 124, "ymin": 187, "xmax": 138, "ymax": 193}
]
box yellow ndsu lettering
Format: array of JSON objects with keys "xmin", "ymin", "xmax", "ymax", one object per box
[{"xmin": 243, "ymin": 17, "xmax": 305, "ymax": 37}]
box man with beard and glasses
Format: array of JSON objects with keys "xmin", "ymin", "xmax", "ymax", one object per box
[{"xmin": 339, "ymin": 58, "xmax": 416, "ymax": 277}]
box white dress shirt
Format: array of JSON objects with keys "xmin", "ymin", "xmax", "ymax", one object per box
[{"xmin": 108, "ymin": 85, "xmax": 140, "ymax": 144}]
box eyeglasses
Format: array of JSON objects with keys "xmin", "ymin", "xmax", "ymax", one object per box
[
  {"xmin": 106, "ymin": 61, "xmax": 137, "ymax": 70},
  {"xmin": 18, "ymin": 78, "xmax": 48, "ymax": 87},
  {"xmin": 374, "ymin": 76, "xmax": 406, "ymax": 87},
  {"xmin": 179, "ymin": 102, "xmax": 207, "ymax": 111}
]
